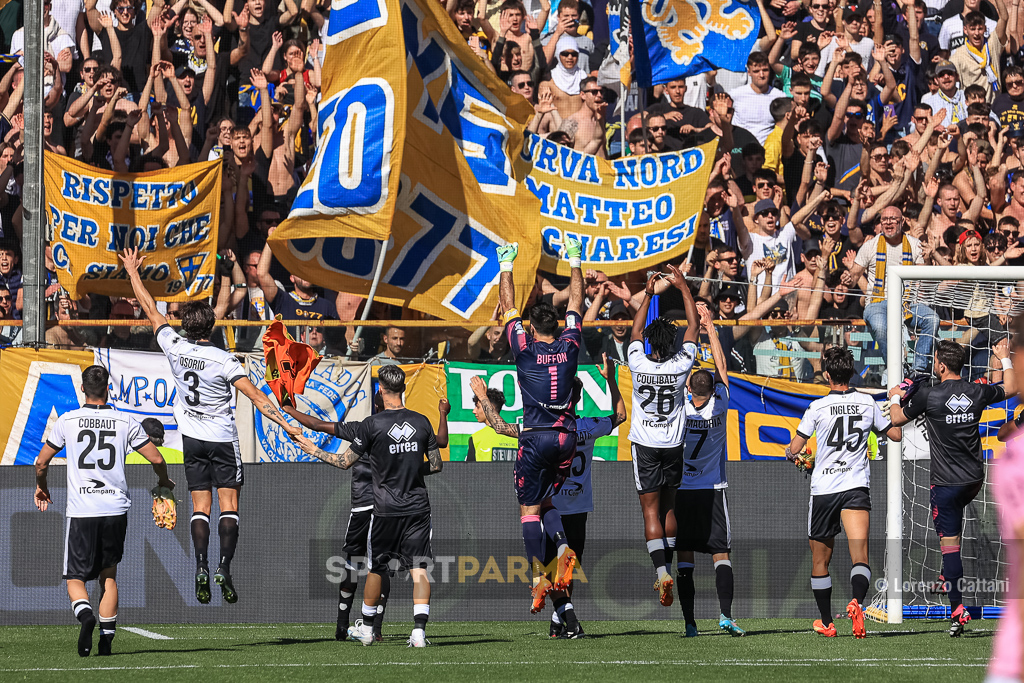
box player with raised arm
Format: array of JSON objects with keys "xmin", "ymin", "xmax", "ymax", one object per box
[
  {"xmin": 788, "ymin": 347, "xmax": 902, "ymax": 639},
  {"xmin": 119, "ymin": 248, "xmax": 311, "ymax": 606},
  {"xmin": 283, "ymin": 393, "xmax": 449, "ymax": 642},
  {"xmin": 470, "ymin": 353, "xmax": 627, "ymax": 638},
  {"xmin": 889, "ymin": 339, "xmax": 1016, "ymax": 637},
  {"xmin": 676, "ymin": 304, "xmax": 744, "ymax": 638},
  {"xmin": 627, "ymin": 265, "xmax": 699, "ymax": 608},
  {"xmin": 496, "ymin": 238, "xmax": 586, "ymax": 633},
  {"xmin": 296, "ymin": 365, "xmax": 443, "ymax": 647},
  {"xmin": 34, "ymin": 365, "xmax": 174, "ymax": 657}
]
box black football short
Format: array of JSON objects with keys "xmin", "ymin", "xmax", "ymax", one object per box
[
  {"xmin": 631, "ymin": 443, "xmax": 685, "ymax": 493},
  {"xmin": 342, "ymin": 508, "xmax": 373, "ymax": 561},
  {"xmin": 367, "ymin": 512, "xmax": 433, "ymax": 573},
  {"xmin": 544, "ymin": 511, "xmax": 588, "ymax": 565},
  {"xmin": 675, "ymin": 488, "xmax": 731, "ymax": 554},
  {"xmin": 930, "ymin": 482, "xmax": 984, "ymax": 539},
  {"xmin": 63, "ymin": 514, "xmax": 128, "ymax": 581},
  {"xmin": 183, "ymin": 436, "xmax": 243, "ymax": 491},
  {"xmin": 808, "ymin": 487, "xmax": 871, "ymax": 541}
]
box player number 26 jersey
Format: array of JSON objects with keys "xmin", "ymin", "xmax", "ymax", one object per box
[
  {"xmin": 627, "ymin": 339, "xmax": 697, "ymax": 448},
  {"xmin": 681, "ymin": 382, "xmax": 730, "ymax": 490},
  {"xmin": 157, "ymin": 325, "xmax": 247, "ymax": 443},
  {"xmin": 45, "ymin": 405, "xmax": 150, "ymax": 518},
  {"xmin": 796, "ymin": 389, "xmax": 890, "ymax": 496}
]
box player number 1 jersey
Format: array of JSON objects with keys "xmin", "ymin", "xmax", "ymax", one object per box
[
  {"xmin": 796, "ymin": 389, "xmax": 890, "ymax": 496},
  {"xmin": 627, "ymin": 339, "xmax": 697, "ymax": 448},
  {"xmin": 45, "ymin": 405, "xmax": 150, "ymax": 518}
]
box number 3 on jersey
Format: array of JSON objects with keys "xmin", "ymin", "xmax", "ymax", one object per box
[{"xmin": 183, "ymin": 370, "xmax": 201, "ymax": 406}]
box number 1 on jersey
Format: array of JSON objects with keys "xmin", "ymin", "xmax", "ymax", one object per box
[{"xmin": 548, "ymin": 365, "xmax": 558, "ymax": 401}]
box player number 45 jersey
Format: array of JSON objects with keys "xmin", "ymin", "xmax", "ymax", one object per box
[
  {"xmin": 627, "ymin": 339, "xmax": 697, "ymax": 448},
  {"xmin": 796, "ymin": 389, "xmax": 890, "ymax": 496},
  {"xmin": 45, "ymin": 405, "xmax": 150, "ymax": 518}
]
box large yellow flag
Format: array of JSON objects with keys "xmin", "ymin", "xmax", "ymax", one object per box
[
  {"xmin": 271, "ymin": 0, "xmax": 540, "ymax": 321},
  {"xmin": 45, "ymin": 153, "xmax": 221, "ymax": 301}
]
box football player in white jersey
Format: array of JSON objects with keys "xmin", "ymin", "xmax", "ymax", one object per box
[
  {"xmin": 120, "ymin": 248, "xmax": 311, "ymax": 605},
  {"xmin": 469, "ymin": 353, "xmax": 627, "ymax": 638},
  {"xmin": 34, "ymin": 365, "xmax": 174, "ymax": 658},
  {"xmin": 676, "ymin": 304, "xmax": 744, "ymax": 638},
  {"xmin": 788, "ymin": 346, "xmax": 902, "ymax": 639},
  {"xmin": 627, "ymin": 265, "xmax": 699, "ymax": 606}
]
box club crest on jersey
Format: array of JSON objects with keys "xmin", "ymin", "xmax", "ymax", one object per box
[
  {"xmin": 388, "ymin": 422, "xmax": 417, "ymax": 442},
  {"xmin": 946, "ymin": 394, "xmax": 973, "ymax": 413},
  {"xmin": 176, "ymin": 252, "xmax": 209, "ymax": 295}
]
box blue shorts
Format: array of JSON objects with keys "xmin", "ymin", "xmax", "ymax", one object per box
[
  {"xmin": 930, "ymin": 482, "xmax": 983, "ymax": 538},
  {"xmin": 514, "ymin": 429, "xmax": 576, "ymax": 506}
]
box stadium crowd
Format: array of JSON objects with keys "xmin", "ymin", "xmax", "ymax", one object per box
[{"xmin": 3, "ymin": 0, "xmax": 1024, "ymax": 384}]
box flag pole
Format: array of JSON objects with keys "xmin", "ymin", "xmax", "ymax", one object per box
[{"xmin": 348, "ymin": 239, "xmax": 389, "ymax": 358}]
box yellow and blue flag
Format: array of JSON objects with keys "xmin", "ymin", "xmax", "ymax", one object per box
[
  {"xmin": 272, "ymin": 0, "xmax": 540, "ymax": 322},
  {"xmin": 629, "ymin": 0, "xmax": 761, "ymax": 86}
]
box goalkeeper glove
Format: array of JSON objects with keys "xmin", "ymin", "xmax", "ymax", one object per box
[
  {"xmin": 151, "ymin": 486, "xmax": 177, "ymax": 530},
  {"xmin": 565, "ymin": 236, "xmax": 582, "ymax": 269},
  {"xmin": 497, "ymin": 243, "xmax": 518, "ymax": 272}
]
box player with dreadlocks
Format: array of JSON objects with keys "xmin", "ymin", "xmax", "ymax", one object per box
[{"xmin": 626, "ymin": 265, "xmax": 699, "ymax": 609}]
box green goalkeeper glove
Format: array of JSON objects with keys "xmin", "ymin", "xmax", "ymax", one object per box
[
  {"xmin": 497, "ymin": 242, "xmax": 518, "ymax": 272},
  {"xmin": 565, "ymin": 236, "xmax": 582, "ymax": 268}
]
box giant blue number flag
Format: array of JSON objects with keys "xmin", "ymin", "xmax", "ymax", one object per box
[{"xmin": 273, "ymin": 0, "xmax": 541, "ymax": 321}]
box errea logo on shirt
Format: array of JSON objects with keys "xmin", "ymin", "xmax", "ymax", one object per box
[
  {"xmin": 946, "ymin": 394, "xmax": 973, "ymax": 413},
  {"xmin": 388, "ymin": 422, "xmax": 416, "ymax": 442},
  {"xmin": 387, "ymin": 422, "xmax": 419, "ymax": 454},
  {"xmin": 944, "ymin": 394, "xmax": 976, "ymax": 424}
]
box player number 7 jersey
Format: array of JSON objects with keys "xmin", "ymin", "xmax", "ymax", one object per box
[{"xmin": 796, "ymin": 389, "xmax": 890, "ymax": 496}]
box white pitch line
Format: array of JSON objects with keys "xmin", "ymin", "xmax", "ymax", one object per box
[
  {"xmin": 121, "ymin": 627, "xmax": 173, "ymax": 640},
  {"xmin": 0, "ymin": 660, "xmax": 989, "ymax": 673}
]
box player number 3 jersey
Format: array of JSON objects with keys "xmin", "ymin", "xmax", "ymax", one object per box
[
  {"xmin": 45, "ymin": 405, "xmax": 150, "ymax": 518},
  {"xmin": 627, "ymin": 339, "xmax": 697, "ymax": 448},
  {"xmin": 157, "ymin": 325, "xmax": 247, "ymax": 443},
  {"xmin": 796, "ymin": 389, "xmax": 890, "ymax": 496}
]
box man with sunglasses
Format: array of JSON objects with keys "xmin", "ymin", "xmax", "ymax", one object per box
[
  {"xmin": 827, "ymin": 87, "xmax": 870, "ymax": 200},
  {"xmin": 509, "ymin": 70, "xmax": 536, "ymax": 104},
  {"xmin": 92, "ymin": 0, "xmax": 153, "ymax": 97},
  {"xmin": 564, "ymin": 76, "xmax": 608, "ymax": 157},
  {"xmin": 790, "ymin": 0, "xmax": 836, "ymax": 62},
  {"xmin": 922, "ymin": 60, "xmax": 967, "ymax": 126},
  {"xmin": 993, "ymin": 66, "xmax": 1024, "ymax": 126},
  {"xmin": 646, "ymin": 79, "xmax": 713, "ymax": 148}
]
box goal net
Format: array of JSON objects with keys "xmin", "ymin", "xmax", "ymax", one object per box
[{"xmin": 867, "ymin": 266, "xmax": 1024, "ymax": 624}]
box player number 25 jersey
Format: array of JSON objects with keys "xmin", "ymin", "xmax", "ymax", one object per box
[
  {"xmin": 157, "ymin": 325, "xmax": 247, "ymax": 443},
  {"xmin": 45, "ymin": 405, "xmax": 150, "ymax": 518},
  {"xmin": 627, "ymin": 339, "xmax": 697, "ymax": 448},
  {"xmin": 681, "ymin": 382, "xmax": 730, "ymax": 490},
  {"xmin": 796, "ymin": 389, "xmax": 890, "ymax": 496}
]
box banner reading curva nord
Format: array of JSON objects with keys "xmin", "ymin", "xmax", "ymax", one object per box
[
  {"xmin": 524, "ymin": 134, "xmax": 717, "ymax": 277},
  {"xmin": 44, "ymin": 152, "xmax": 221, "ymax": 301}
]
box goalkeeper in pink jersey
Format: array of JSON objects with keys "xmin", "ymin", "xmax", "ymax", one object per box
[{"xmin": 989, "ymin": 322, "xmax": 1024, "ymax": 682}]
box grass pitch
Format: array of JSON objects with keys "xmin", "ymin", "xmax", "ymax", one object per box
[{"xmin": 0, "ymin": 619, "xmax": 993, "ymax": 682}]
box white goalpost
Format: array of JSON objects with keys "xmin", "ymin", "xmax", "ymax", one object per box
[{"xmin": 874, "ymin": 265, "xmax": 1024, "ymax": 624}]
